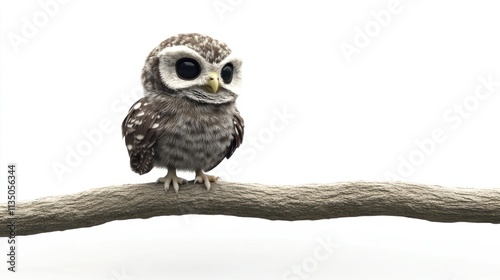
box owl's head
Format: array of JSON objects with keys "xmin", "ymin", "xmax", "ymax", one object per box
[{"xmin": 142, "ymin": 33, "xmax": 242, "ymax": 104}]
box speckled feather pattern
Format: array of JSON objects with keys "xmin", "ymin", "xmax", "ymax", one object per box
[{"xmin": 122, "ymin": 95, "xmax": 243, "ymax": 173}]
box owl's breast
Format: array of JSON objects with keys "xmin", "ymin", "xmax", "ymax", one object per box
[{"xmin": 153, "ymin": 100, "xmax": 235, "ymax": 171}]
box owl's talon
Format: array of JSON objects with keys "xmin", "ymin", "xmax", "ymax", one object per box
[
  {"xmin": 194, "ymin": 176, "xmax": 210, "ymax": 190},
  {"xmin": 172, "ymin": 180, "xmax": 180, "ymax": 194},
  {"xmin": 195, "ymin": 170, "xmax": 219, "ymax": 191},
  {"xmin": 158, "ymin": 168, "xmax": 187, "ymax": 194},
  {"xmin": 163, "ymin": 179, "xmax": 171, "ymax": 191}
]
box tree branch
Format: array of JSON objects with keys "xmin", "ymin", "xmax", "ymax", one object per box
[{"xmin": 2, "ymin": 181, "xmax": 500, "ymax": 237}]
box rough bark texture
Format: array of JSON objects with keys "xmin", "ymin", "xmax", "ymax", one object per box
[{"xmin": 1, "ymin": 181, "xmax": 500, "ymax": 237}]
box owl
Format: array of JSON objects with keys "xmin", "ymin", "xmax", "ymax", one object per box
[{"xmin": 121, "ymin": 33, "xmax": 244, "ymax": 194}]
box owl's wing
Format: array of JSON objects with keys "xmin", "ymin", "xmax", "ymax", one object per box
[
  {"xmin": 121, "ymin": 98, "xmax": 159, "ymax": 175},
  {"xmin": 227, "ymin": 109, "xmax": 245, "ymax": 159},
  {"xmin": 206, "ymin": 109, "xmax": 244, "ymax": 172}
]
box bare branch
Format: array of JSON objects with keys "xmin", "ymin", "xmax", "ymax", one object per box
[{"xmin": 2, "ymin": 181, "xmax": 500, "ymax": 237}]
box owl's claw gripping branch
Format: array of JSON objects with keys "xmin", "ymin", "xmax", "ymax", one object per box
[
  {"xmin": 195, "ymin": 170, "xmax": 219, "ymax": 191},
  {"xmin": 157, "ymin": 168, "xmax": 187, "ymax": 194}
]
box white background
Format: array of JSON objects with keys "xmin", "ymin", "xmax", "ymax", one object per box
[{"xmin": 1, "ymin": 0, "xmax": 500, "ymax": 279}]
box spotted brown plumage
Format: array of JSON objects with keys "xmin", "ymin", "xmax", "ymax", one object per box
[
  {"xmin": 122, "ymin": 33, "xmax": 244, "ymax": 193},
  {"xmin": 121, "ymin": 98, "xmax": 159, "ymax": 175}
]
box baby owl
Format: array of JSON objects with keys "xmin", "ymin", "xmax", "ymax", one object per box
[{"xmin": 122, "ymin": 33, "xmax": 244, "ymax": 193}]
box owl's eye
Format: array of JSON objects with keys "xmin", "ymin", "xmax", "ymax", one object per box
[
  {"xmin": 221, "ymin": 63, "xmax": 233, "ymax": 84},
  {"xmin": 176, "ymin": 58, "xmax": 201, "ymax": 80}
]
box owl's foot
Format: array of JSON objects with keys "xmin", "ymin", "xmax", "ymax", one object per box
[
  {"xmin": 195, "ymin": 170, "xmax": 219, "ymax": 191},
  {"xmin": 157, "ymin": 168, "xmax": 187, "ymax": 194}
]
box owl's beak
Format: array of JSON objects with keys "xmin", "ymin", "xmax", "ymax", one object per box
[{"xmin": 205, "ymin": 71, "xmax": 220, "ymax": 93}]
